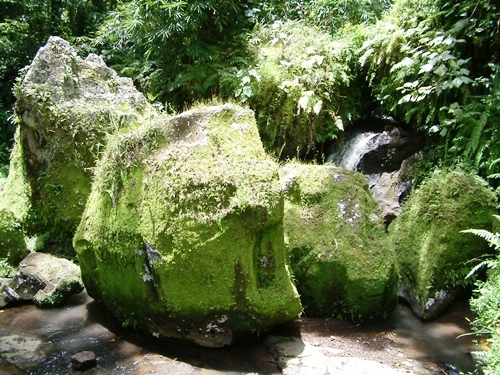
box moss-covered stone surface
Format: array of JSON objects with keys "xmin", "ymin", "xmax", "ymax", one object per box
[
  {"xmin": 388, "ymin": 170, "xmax": 498, "ymax": 319},
  {"xmin": 281, "ymin": 162, "xmax": 397, "ymax": 322},
  {"xmin": 74, "ymin": 104, "xmax": 301, "ymax": 347},
  {"xmin": 0, "ymin": 209, "xmax": 28, "ymax": 277},
  {"xmin": 0, "ymin": 36, "xmax": 151, "ymax": 253}
]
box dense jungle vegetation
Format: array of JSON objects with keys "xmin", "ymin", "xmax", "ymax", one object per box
[{"xmin": 0, "ymin": 0, "xmax": 499, "ymax": 372}]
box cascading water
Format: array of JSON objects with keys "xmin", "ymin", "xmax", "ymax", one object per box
[{"xmin": 328, "ymin": 132, "xmax": 382, "ymax": 171}]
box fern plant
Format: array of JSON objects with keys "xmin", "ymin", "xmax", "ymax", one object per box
[
  {"xmin": 461, "ymin": 215, "xmax": 500, "ymax": 249},
  {"xmin": 462, "ymin": 215, "xmax": 500, "ymax": 375}
]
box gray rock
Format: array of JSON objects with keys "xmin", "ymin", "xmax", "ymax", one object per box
[
  {"xmin": 0, "ymin": 332, "xmax": 45, "ymax": 369},
  {"xmin": 398, "ymin": 285, "xmax": 460, "ymax": 321},
  {"xmin": 368, "ymin": 171, "xmax": 412, "ymax": 226},
  {"xmin": 355, "ymin": 130, "xmax": 423, "ymax": 175},
  {"xmin": 264, "ymin": 335, "xmax": 407, "ymax": 375},
  {"xmin": 71, "ymin": 351, "xmax": 97, "ymax": 371},
  {"xmin": 0, "ymin": 252, "xmax": 83, "ymax": 307}
]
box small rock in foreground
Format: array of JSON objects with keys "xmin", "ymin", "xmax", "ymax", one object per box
[{"xmin": 71, "ymin": 351, "xmax": 97, "ymax": 371}]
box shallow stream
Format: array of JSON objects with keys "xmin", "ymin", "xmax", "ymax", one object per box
[{"xmin": 0, "ymin": 290, "xmax": 483, "ymax": 374}]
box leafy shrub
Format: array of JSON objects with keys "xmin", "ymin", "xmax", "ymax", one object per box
[
  {"xmin": 257, "ymin": 0, "xmax": 390, "ymax": 33},
  {"xmin": 241, "ymin": 21, "xmax": 358, "ymax": 158},
  {"xmin": 463, "ymin": 217, "xmax": 500, "ymax": 375},
  {"xmin": 94, "ymin": 0, "xmax": 256, "ymax": 110},
  {"xmin": 358, "ymin": 0, "xmax": 499, "ymax": 178}
]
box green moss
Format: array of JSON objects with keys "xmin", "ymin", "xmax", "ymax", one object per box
[
  {"xmin": 0, "ymin": 209, "xmax": 29, "ymax": 276},
  {"xmin": 0, "ymin": 128, "xmax": 32, "ymax": 222},
  {"xmin": 74, "ymin": 104, "xmax": 301, "ymax": 344},
  {"xmin": 282, "ymin": 162, "xmax": 397, "ymax": 322},
  {"xmin": 389, "ymin": 169, "xmax": 498, "ymax": 308},
  {"xmin": 246, "ymin": 21, "xmax": 356, "ymax": 159}
]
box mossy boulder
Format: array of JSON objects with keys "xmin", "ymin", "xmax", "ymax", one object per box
[
  {"xmin": 389, "ymin": 170, "xmax": 498, "ymax": 319},
  {"xmin": 1, "ymin": 36, "xmax": 151, "ymax": 251},
  {"xmin": 281, "ymin": 162, "xmax": 397, "ymax": 322},
  {"xmin": 73, "ymin": 104, "xmax": 302, "ymax": 347}
]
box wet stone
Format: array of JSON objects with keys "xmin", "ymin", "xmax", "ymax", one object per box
[
  {"xmin": 0, "ymin": 332, "xmax": 45, "ymax": 369},
  {"xmin": 71, "ymin": 350, "xmax": 97, "ymax": 371}
]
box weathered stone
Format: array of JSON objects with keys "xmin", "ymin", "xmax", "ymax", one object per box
[
  {"xmin": 0, "ymin": 332, "xmax": 45, "ymax": 369},
  {"xmin": 74, "ymin": 104, "xmax": 302, "ymax": 347},
  {"xmin": 281, "ymin": 162, "xmax": 398, "ymax": 322},
  {"xmin": 71, "ymin": 351, "xmax": 97, "ymax": 371},
  {"xmin": 0, "ymin": 252, "xmax": 83, "ymax": 307},
  {"xmin": 264, "ymin": 335, "xmax": 407, "ymax": 375},
  {"xmin": 0, "ymin": 278, "xmax": 14, "ymax": 307},
  {"xmin": 0, "ymin": 36, "xmax": 152, "ymax": 251},
  {"xmin": 389, "ymin": 170, "xmax": 497, "ymax": 319},
  {"xmin": 368, "ymin": 171, "xmax": 412, "ymax": 226}
]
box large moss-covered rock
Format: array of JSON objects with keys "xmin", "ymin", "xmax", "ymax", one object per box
[
  {"xmin": 389, "ymin": 170, "xmax": 497, "ymax": 319},
  {"xmin": 281, "ymin": 162, "xmax": 397, "ymax": 322},
  {"xmin": 0, "ymin": 36, "xmax": 151, "ymax": 251},
  {"xmin": 74, "ymin": 104, "xmax": 302, "ymax": 347}
]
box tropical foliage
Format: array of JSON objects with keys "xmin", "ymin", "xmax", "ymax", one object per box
[
  {"xmin": 241, "ymin": 20, "xmax": 355, "ymax": 158},
  {"xmin": 93, "ymin": 0, "xmax": 257, "ymax": 110},
  {"xmin": 463, "ymin": 217, "xmax": 500, "ymax": 375},
  {"xmin": 0, "ymin": 0, "xmax": 499, "ymax": 367},
  {"xmin": 358, "ymin": 0, "xmax": 499, "ymax": 176}
]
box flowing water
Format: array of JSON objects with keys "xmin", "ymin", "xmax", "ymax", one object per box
[
  {"xmin": 327, "ymin": 132, "xmax": 380, "ymax": 171},
  {"xmin": 0, "ymin": 290, "xmax": 483, "ymax": 374}
]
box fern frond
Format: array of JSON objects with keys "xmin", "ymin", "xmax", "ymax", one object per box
[
  {"xmin": 465, "ymin": 115, "xmax": 486, "ymax": 159},
  {"xmin": 489, "ymin": 158, "xmax": 500, "ymax": 169},
  {"xmin": 390, "ymin": 56, "xmax": 414, "ymax": 73},
  {"xmin": 466, "ymin": 260, "xmax": 494, "ymax": 279},
  {"xmin": 461, "ymin": 229, "xmax": 500, "ymax": 249}
]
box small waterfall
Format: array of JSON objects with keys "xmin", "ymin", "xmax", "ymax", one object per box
[{"xmin": 328, "ymin": 132, "xmax": 380, "ymax": 171}]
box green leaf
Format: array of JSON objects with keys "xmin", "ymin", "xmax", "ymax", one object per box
[
  {"xmin": 313, "ymin": 100, "xmax": 323, "ymax": 115},
  {"xmin": 419, "ymin": 62, "xmax": 434, "ymax": 74},
  {"xmin": 434, "ymin": 64, "xmax": 448, "ymax": 76}
]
